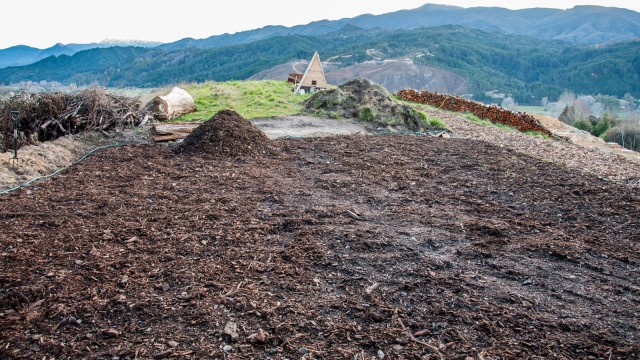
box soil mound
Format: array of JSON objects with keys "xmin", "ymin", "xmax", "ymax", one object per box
[
  {"xmin": 174, "ymin": 110, "xmax": 272, "ymax": 157},
  {"xmin": 304, "ymin": 78, "xmax": 427, "ymax": 132}
]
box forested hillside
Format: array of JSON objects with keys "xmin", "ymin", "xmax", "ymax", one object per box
[{"xmin": 1, "ymin": 26, "xmax": 638, "ymax": 103}]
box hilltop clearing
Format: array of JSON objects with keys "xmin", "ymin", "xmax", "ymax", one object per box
[
  {"xmin": 174, "ymin": 81, "xmax": 310, "ymax": 122},
  {"xmin": 1, "ymin": 134, "xmax": 639, "ymax": 358}
]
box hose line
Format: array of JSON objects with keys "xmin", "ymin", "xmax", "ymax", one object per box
[{"xmin": 0, "ymin": 143, "xmax": 131, "ymax": 196}]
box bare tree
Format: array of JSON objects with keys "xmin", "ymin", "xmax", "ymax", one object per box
[
  {"xmin": 573, "ymin": 98, "xmax": 592, "ymax": 121},
  {"xmin": 541, "ymin": 97, "xmax": 549, "ymax": 110},
  {"xmin": 501, "ymin": 97, "xmax": 517, "ymax": 111},
  {"xmin": 558, "ymin": 90, "xmax": 576, "ymax": 109}
]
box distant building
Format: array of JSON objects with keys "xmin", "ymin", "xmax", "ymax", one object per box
[
  {"xmin": 295, "ymin": 52, "xmax": 328, "ymax": 94},
  {"xmin": 288, "ymin": 73, "xmax": 304, "ymax": 85}
]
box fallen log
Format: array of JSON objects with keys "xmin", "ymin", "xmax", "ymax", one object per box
[{"xmin": 147, "ymin": 87, "xmax": 196, "ymax": 121}]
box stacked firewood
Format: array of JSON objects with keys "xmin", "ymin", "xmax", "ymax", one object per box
[
  {"xmin": 397, "ymin": 89, "xmax": 555, "ymax": 138},
  {"xmin": 0, "ymin": 88, "xmax": 148, "ymax": 152}
]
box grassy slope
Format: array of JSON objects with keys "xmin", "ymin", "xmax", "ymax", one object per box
[{"xmin": 173, "ymin": 80, "xmax": 311, "ymax": 121}]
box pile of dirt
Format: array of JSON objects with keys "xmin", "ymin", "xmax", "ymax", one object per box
[
  {"xmin": 304, "ymin": 78, "xmax": 428, "ymax": 132},
  {"xmin": 398, "ymin": 89, "xmax": 555, "ymax": 138},
  {"xmin": 174, "ymin": 110, "xmax": 272, "ymax": 157}
]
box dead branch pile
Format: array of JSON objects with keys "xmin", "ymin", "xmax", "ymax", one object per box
[
  {"xmin": 0, "ymin": 88, "xmax": 148, "ymax": 153},
  {"xmin": 174, "ymin": 110, "xmax": 273, "ymax": 157},
  {"xmin": 397, "ymin": 89, "xmax": 555, "ymax": 138}
]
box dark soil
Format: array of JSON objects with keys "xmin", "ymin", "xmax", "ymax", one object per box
[
  {"xmin": 174, "ymin": 110, "xmax": 272, "ymax": 157},
  {"xmin": 1, "ymin": 135, "xmax": 639, "ymax": 359}
]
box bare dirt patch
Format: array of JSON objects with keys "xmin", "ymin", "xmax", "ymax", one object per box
[
  {"xmin": 1, "ymin": 135, "xmax": 638, "ymax": 359},
  {"xmin": 251, "ymin": 116, "xmax": 369, "ymax": 139}
]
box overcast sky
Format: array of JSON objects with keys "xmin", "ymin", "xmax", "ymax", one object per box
[{"xmin": 1, "ymin": 1, "xmax": 639, "ymax": 49}]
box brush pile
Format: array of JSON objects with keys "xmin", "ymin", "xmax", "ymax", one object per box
[
  {"xmin": 0, "ymin": 88, "xmax": 148, "ymax": 153},
  {"xmin": 398, "ymin": 89, "xmax": 555, "ymax": 138},
  {"xmin": 174, "ymin": 110, "xmax": 272, "ymax": 157}
]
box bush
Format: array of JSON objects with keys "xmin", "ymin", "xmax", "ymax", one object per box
[
  {"xmin": 359, "ymin": 107, "xmax": 375, "ymax": 122},
  {"xmin": 573, "ymin": 119, "xmax": 593, "ymax": 133},
  {"xmin": 427, "ymin": 117, "xmax": 448, "ymax": 130},
  {"xmin": 593, "ymin": 113, "xmax": 612, "ymax": 137}
]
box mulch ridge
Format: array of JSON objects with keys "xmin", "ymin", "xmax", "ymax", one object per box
[{"xmin": 1, "ymin": 136, "xmax": 639, "ymax": 359}]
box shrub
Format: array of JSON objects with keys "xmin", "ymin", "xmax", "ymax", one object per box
[
  {"xmin": 359, "ymin": 107, "xmax": 375, "ymax": 122},
  {"xmin": 573, "ymin": 119, "xmax": 593, "ymax": 133},
  {"xmin": 593, "ymin": 113, "xmax": 612, "ymax": 137},
  {"xmin": 591, "ymin": 112, "xmax": 613, "ymax": 136},
  {"xmin": 328, "ymin": 111, "xmax": 340, "ymax": 119},
  {"xmin": 427, "ymin": 117, "xmax": 448, "ymax": 130}
]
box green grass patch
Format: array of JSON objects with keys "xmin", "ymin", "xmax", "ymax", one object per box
[
  {"xmin": 524, "ymin": 131, "xmax": 552, "ymax": 140},
  {"xmin": 464, "ymin": 112, "xmax": 493, "ymax": 126},
  {"xmin": 174, "ymin": 80, "xmax": 311, "ymax": 122},
  {"xmin": 427, "ymin": 116, "xmax": 449, "ymax": 130},
  {"xmin": 359, "ymin": 107, "xmax": 375, "ymax": 122}
]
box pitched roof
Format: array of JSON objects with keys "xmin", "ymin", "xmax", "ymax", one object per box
[{"xmin": 295, "ymin": 52, "xmax": 328, "ymax": 93}]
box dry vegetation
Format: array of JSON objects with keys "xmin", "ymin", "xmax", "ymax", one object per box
[{"xmin": 0, "ymin": 89, "xmax": 148, "ymax": 153}]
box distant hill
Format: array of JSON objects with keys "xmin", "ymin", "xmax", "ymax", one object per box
[
  {"xmin": 158, "ymin": 4, "xmax": 640, "ymax": 51},
  {"xmin": 0, "ymin": 40, "xmax": 162, "ymax": 69},
  {"xmin": 0, "ymin": 44, "xmax": 75, "ymax": 69}
]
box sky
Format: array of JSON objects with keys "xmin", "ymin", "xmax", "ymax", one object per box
[{"xmin": 1, "ymin": 0, "xmax": 639, "ymax": 49}]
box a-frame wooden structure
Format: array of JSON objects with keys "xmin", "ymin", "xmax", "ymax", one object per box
[{"xmin": 295, "ymin": 52, "xmax": 328, "ymax": 94}]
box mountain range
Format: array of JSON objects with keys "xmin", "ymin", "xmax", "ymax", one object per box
[
  {"xmin": 158, "ymin": 4, "xmax": 640, "ymax": 50},
  {"xmin": 0, "ymin": 4, "xmax": 639, "ymax": 104},
  {"xmin": 2, "ymin": 4, "xmax": 639, "ymax": 69},
  {"xmin": 0, "ymin": 40, "xmax": 161, "ymax": 69}
]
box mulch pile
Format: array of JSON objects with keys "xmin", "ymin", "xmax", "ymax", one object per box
[
  {"xmin": 0, "ymin": 89, "xmax": 148, "ymax": 153},
  {"xmin": 305, "ymin": 79, "xmax": 427, "ymax": 132},
  {"xmin": 397, "ymin": 89, "xmax": 555, "ymax": 137},
  {"xmin": 174, "ymin": 110, "xmax": 272, "ymax": 157},
  {"xmin": 1, "ymin": 136, "xmax": 639, "ymax": 359}
]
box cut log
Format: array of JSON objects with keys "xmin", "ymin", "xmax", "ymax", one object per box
[
  {"xmin": 146, "ymin": 87, "xmax": 196, "ymax": 121},
  {"xmin": 153, "ymin": 134, "xmax": 178, "ymax": 142},
  {"xmin": 152, "ymin": 122, "xmax": 201, "ymax": 142}
]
